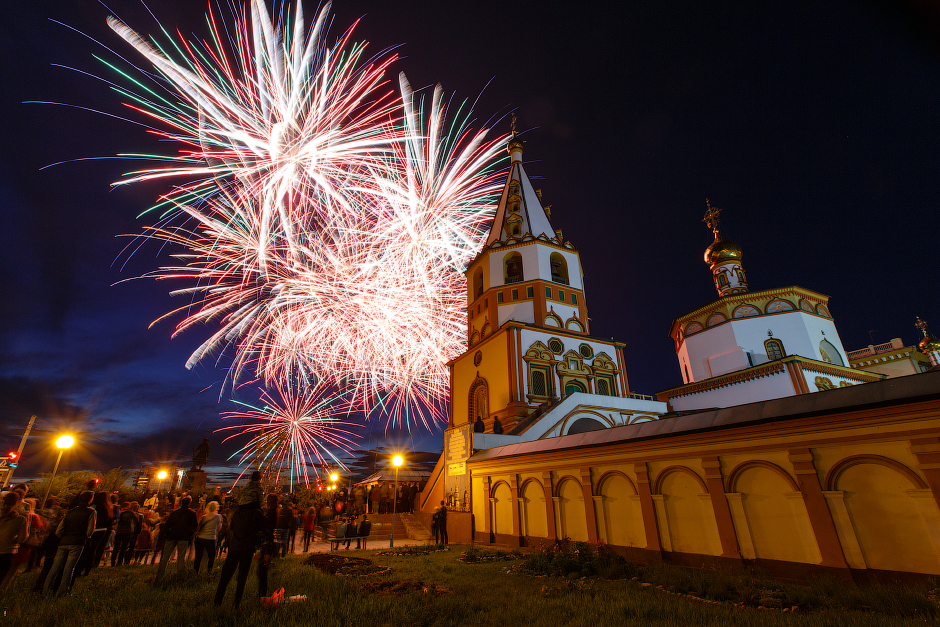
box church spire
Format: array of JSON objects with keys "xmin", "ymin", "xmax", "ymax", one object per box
[
  {"xmin": 485, "ymin": 114, "xmax": 556, "ymax": 245},
  {"xmin": 702, "ymin": 199, "xmax": 748, "ymax": 297},
  {"xmin": 916, "ymin": 317, "xmax": 940, "ymax": 367}
]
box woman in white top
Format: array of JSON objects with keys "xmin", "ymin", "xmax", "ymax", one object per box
[{"xmin": 193, "ymin": 501, "xmax": 222, "ymax": 574}]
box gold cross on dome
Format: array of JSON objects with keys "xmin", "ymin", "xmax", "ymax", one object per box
[
  {"xmin": 916, "ymin": 316, "xmax": 930, "ymax": 337},
  {"xmin": 703, "ymin": 199, "xmax": 722, "ymax": 237},
  {"xmin": 511, "ymin": 112, "xmax": 518, "ymax": 137}
]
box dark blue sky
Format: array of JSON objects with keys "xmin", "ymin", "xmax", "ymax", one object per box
[{"xmin": 3, "ymin": 0, "xmax": 939, "ymax": 482}]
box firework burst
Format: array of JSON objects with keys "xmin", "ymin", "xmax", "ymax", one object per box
[
  {"xmin": 104, "ymin": 1, "xmax": 506, "ymax": 445},
  {"xmin": 217, "ymin": 379, "xmax": 360, "ymax": 489}
]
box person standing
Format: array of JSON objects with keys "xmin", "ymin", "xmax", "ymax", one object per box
[
  {"xmin": 125, "ymin": 502, "xmax": 143, "ymax": 565},
  {"xmin": 213, "ymin": 503, "xmax": 264, "ymax": 607},
  {"xmin": 111, "ymin": 502, "xmax": 135, "ymax": 566},
  {"xmin": 156, "ymin": 495, "xmax": 197, "ymax": 582},
  {"xmin": 435, "ymin": 500, "xmax": 448, "ymax": 545},
  {"xmin": 276, "ymin": 501, "xmax": 292, "ymax": 558},
  {"xmin": 369, "ymin": 484, "xmax": 379, "ymax": 514},
  {"xmin": 143, "ymin": 492, "xmax": 158, "ymax": 510},
  {"xmin": 0, "ymin": 492, "xmax": 28, "ymax": 599},
  {"xmin": 302, "ymin": 507, "xmax": 316, "ymax": 552},
  {"xmin": 193, "ymin": 501, "xmax": 221, "ymax": 574},
  {"xmin": 78, "ymin": 491, "xmax": 112, "ymax": 577},
  {"xmin": 43, "ymin": 491, "xmax": 95, "ymax": 596}
]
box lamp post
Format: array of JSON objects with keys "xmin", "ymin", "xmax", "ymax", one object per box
[
  {"xmin": 157, "ymin": 470, "xmax": 168, "ymax": 493},
  {"xmin": 390, "ymin": 455, "xmax": 403, "ymax": 547},
  {"xmin": 38, "ymin": 435, "xmax": 74, "ymax": 510}
]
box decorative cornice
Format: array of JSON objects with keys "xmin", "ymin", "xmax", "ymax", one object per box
[
  {"xmin": 658, "ymin": 361, "xmax": 787, "ymax": 398},
  {"xmin": 657, "ymin": 355, "xmax": 884, "ymax": 400},
  {"xmin": 797, "ymin": 360, "xmax": 884, "ymax": 382},
  {"xmin": 669, "ymin": 285, "xmax": 831, "ymax": 339}
]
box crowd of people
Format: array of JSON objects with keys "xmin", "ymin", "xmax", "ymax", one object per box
[{"xmin": 0, "ymin": 472, "xmax": 437, "ymax": 606}]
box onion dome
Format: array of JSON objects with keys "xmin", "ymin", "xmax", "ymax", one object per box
[
  {"xmin": 704, "ymin": 237, "xmax": 743, "ymax": 265},
  {"xmin": 920, "ymin": 334, "xmax": 940, "ymax": 353}
]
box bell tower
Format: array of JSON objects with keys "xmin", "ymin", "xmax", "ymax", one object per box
[{"xmin": 464, "ymin": 121, "xmax": 591, "ymax": 347}]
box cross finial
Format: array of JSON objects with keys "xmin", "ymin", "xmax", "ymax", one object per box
[
  {"xmin": 703, "ymin": 198, "xmax": 722, "ymax": 238},
  {"xmin": 916, "ymin": 316, "xmax": 930, "ymax": 338},
  {"xmin": 511, "ymin": 112, "xmax": 518, "ymax": 138}
]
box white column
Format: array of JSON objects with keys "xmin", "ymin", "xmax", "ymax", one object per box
[
  {"xmin": 823, "ymin": 491, "xmax": 866, "ymax": 569},
  {"xmin": 784, "ymin": 491, "xmax": 821, "ymax": 564},
  {"xmin": 725, "ymin": 493, "xmax": 755, "ymax": 559},
  {"xmin": 907, "ymin": 489, "xmax": 940, "ymax": 565},
  {"xmin": 592, "ymin": 495, "xmax": 607, "ymax": 543},
  {"xmin": 651, "ymin": 495, "xmax": 672, "ymax": 552},
  {"xmin": 552, "ymin": 496, "xmax": 563, "ymax": 539}
]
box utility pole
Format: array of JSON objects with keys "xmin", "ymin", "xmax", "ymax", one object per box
[{"xmin": 4, "ymin": 415, "xmax": 37, "ymax": 486}]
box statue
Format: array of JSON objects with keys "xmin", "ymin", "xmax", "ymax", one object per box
[{"xmin": 192, "ymin": 438, "xmax": 210, "ymax": 470}]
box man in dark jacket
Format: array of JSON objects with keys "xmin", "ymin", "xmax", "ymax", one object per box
[
  {"xmin": 214, "ymin": 504, "xmax": 265, "ymax": 607},
  {"xmin": 43, "ymin": 491, "xmax": 95, "ymax": 596},
  {"xmin": 156, "ymin": 496, "xmax": 197, "ymax": 582}
]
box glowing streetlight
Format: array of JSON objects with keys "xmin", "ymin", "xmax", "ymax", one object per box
[
  {"xmin": 39, "ymin": 435, "xmax": 74, "ymax": 511},
  {"xmin": 157, "ymin": 470, "xmax": 168, "ymax": 480},
  {"xmin": 390, "ymin": 454, "xmax": 404, "ymax": 547},
  {"xmin": 330, "ymin": 473, "xmax": 338, "ymax": 482}
]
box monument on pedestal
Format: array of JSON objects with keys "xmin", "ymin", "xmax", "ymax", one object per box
[{"xmin": 186, "ymin": 438, "xmax": 211, "ymax": 489}]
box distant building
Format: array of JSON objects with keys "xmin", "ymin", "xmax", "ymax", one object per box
[{"xmin": 847, "ymin": 337, "xmax": 932, "ymax": 378}]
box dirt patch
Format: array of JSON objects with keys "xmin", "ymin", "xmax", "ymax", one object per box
[
  {"xmin": 358, "ymin": 579, "xmax": 451, "ymax": 596},
  {"xmin": 303, "ymin": 553, "xmax": 391, "ymax": 577}
]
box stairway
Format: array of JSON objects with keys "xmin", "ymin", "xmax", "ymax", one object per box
[
  {"xmin": 362, "ymin": 513, "xmax": 431, "ymax": 541},
  {"xmin": 400, "ymin": 513, "xmax": 432, "ymax": 541}
]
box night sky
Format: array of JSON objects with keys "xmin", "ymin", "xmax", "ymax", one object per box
[{"xmin": 3, "ymin": 0, "xmax": 939, "ymax": 483}]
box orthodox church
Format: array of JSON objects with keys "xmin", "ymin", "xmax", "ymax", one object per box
[
  {"xmin": 656, "ymin": 202, "xmax": 885, "ymax": 411},
  {"xmin": 418, "ymin": 132, "xmax": 940, "ymax": 581}
]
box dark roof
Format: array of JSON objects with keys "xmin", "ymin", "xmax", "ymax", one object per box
[{"xmin": 469, "ymin": 371, "xmax": 940, "ymax": 463}]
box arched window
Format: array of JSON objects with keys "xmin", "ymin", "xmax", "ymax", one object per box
[
  {"xmin": 819, "ymin": 339, "xmax": 844, "ymax": 366},
  {"xmin": 765, "ymin": 338, "xmax": 785, "ymax": 361},
  {"xmin": 716, "ymin": 271, "xmax": 729, "ymax": 289},
  {"xmin": 568, "ymin": 418, "xmax": 606, "ymax": 434},
  {"xmin": 504, "ymin": 253, "xmax": 523, "ymax": 284},
  {"xmin": 596, "ymin": 378, "xmax": 611, "ymax": 395},
  {"xmin": 469, "ymin": 379, "xmax": 489, "ymax": 424},
  {"xmin": 473, "ymin": 268, "xmax": 484, "ymax": 299},
  {"xmin": 531, "ymin": 370, "xmax": 547, "ymax": 397},
  {"xmin": 550, "ymin": 253, "xmax": 569, "ymax": 285},
  {"xmin": 565, "ymin": 380, "xmax": 586, "ymax": 395}
]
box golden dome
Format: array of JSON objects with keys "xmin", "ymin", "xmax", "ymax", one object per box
[
  {"xmin": 920, "ymin": 334, "xmax": 940, "ymax": 353},
  {"xmin": 704, "ymin": 237, "xmax": 743, "ymax": 265},
  {"xmin": 507, "ymin": 137, "xmax": 524, "ymax": 154}
]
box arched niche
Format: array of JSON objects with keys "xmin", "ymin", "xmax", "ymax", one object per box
[
  {"xmin": 504, "ymin": 252, "xmax": 523, "ymax": 284},
  {"xmin": 550, "ymin": 252, "xmax": 569, "ymax": 285}
]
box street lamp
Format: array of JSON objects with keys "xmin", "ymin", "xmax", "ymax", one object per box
[
  {"xmin": 390, "ymin": 454, "xmax": 403, "ymax": 547},
  {"xmin": 157, "ymin": 470, "xmax": 168, "ymax": 492},
  {"xmin": 38, "ymin": 435, "xmax": 74, "ymax": 511}
]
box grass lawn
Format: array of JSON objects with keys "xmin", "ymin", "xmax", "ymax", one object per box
[{"xmin": 4, "ymin": 544, "xmax": 937, "ymax": 627}]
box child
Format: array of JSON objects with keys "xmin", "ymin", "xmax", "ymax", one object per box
[
  {"xmin": 134, "ymin": 523, "xmax": 152, "ymax": 564},
  {"xmin": 238, "ymin": 471, "xmax": 263, "ymax": 509}
]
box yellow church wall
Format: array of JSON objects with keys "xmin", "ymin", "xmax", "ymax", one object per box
[
  {"xmin": 834, "ymin": 463, "xmax": 940, "ymax": 574},
  {"xmin": 732, "ymin": 466, "xmax": 819, "ymax": 563},
  {"xmin": 596, "ymin": 472, "xmax": 645, "ymax": 548},
  {"xmin": 464, "ymin": 392, "xmax": 940, "ymax": 579},
  {"xmin": 451, "ymin": 330, "xmax": 512, "ymax": 428},
  {"xmin": 556, "ymin": 476, "xmax": 588, "ymax": 541},
  {"xmin": 492, "ymin": 481, "xmax": 514, "ymax": 536},
  {"xmin": 520, "ymin": 478, "xmax": 548, "ymax": 538},
  {"xmin": 471, "ymin": 476, "xmax": 485, "ymax": 529}
]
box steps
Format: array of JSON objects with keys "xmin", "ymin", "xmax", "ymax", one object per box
[{"xmin": 361, "ymin": 513, "xmax": 431, "ymax": 541}]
